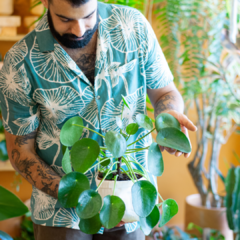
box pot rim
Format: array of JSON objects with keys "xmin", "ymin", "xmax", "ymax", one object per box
[{"xmin": 186, "ymin": 194, "xmax": 226, "ymax": 211}]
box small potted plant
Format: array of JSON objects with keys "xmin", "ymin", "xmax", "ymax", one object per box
[{"xmin": 57, "ymin": 95, "xmax": 191, "ymax": 235}]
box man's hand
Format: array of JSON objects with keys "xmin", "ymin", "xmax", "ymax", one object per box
[{"xmin": 158, "ymin": 110, "xmax": 197, "ymax": 158}]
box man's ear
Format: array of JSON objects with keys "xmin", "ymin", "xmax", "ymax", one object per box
[{"xmin": 41, "ymin": 0, "xmax": 49, "ymax": 9}]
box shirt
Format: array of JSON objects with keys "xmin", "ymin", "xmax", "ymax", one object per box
[{"xmin": 0, "ymin": 2, "xmax": 173, "ymax": 233}]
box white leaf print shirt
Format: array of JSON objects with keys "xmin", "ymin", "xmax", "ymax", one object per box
[{"xmin": 0, "ymin": 2, "xmax": 173, "ymax": 233}]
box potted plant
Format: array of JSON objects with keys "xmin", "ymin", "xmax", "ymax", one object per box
[
  {"xmin": 57, "ymin": 96, "xmax": 191, "ymax": 235},
  {"xmin": 224, "ymin": 153, "xmax": 240, "ymax": 240},
  {"xmin": 0, "ymin": 186, "xmax": 29, "ymax": 240}
]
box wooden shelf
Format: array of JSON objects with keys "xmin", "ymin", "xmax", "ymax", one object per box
[
  {"xmin": 0, "ymin": 34, "xmax": 25, "ymax": 41},
  {"xmin": 0, "ymin": 160, "xmax": 14, "ymax": 171}
]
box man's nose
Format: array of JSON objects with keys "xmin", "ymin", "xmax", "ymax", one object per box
[{"xmin": 71, "ymin": 20, "xmax": 86, "ymax": 38}]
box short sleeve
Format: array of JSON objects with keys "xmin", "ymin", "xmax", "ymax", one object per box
[
  {"xmin": 143, "ymin": 18, "xmax": 174, "ymax": 89},
  {"xmin": 0, "ymin": 53, "xmax": 40, "ymax": 136}
]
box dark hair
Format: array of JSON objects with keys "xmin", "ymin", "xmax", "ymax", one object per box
[{"xmin": 49, "ymin": 0, "xmax": 90, "ymax": 7}]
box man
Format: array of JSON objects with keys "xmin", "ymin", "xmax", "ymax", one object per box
[{"xmin": 0, "ymin": 0, "xmax": 197, "ymax": 239}]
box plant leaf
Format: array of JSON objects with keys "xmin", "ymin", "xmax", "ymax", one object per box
[
  {"xmin": 132, "ymin": 180, "xmax": 157, "ymax": 217},
  {"xmin": 100, "ymin": 195, "xmax": 125, "ymax": 229},
  {"xmin": 136, "ymin": 114, "xmax": 153, "ymax": 130},
  {"xmin": 156, "ymin": 128, "xmax": 191, "ymax": 153},
  {"xmin": 71, "ymin": 139, "xmax": 100, "ymax": 173},
  {"xmin": 58, "ymin": 172, "xmax": 90, "ymax": 208},
  {"xmin": 62, "ymin": 147, "xmax": 72, "ymax": 174},
  {"xmin": 76, "ymin": 190, "xmax": 102, "ymax": 219},
  {"xmin": 79, "ymin": 213, "xmax": 102, "ymax": 234},
  {"xmin": 121, "ymin": 95, "xmax": 130, "ymax": 109},
  {"xmin": 0, "ymin": 140, "xmax": 8, "ymax": 161},
  {"xmin": 159, "ymin": 199, "xmax": 178, "ymax": 227},
  {"xmin": 100, "ymin": 157, "xmax": 111, "ymax": 167},
  {"xmin": 105, "ymin": 131, "xmax": 127, "ymax": 158},
  {"xmin": 140, "ymin": 205, "xmax": 160, "ymax": 235},
  {"xmin": 148, "ymin": 142, "xmax": 164, "ymax": 176},
  {"xmin": 60, "ymin": 116, "xmax": 83, "ymax": 147},
  {"xmin": 0, "ymin": 186, "xmax": 28, "ymax": 221},
  {"xmin": 155, "ymin": 113, "xmax": 181, "ymax": 132},
  {"xmin": 126, "ymin": 123, "xmax": 139, "ymax": 135}
]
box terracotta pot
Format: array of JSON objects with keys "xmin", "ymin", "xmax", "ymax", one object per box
[
  {"xmin": 0, "ymin": 0, "xmax": 14, "ymax": 16},
  {"xmin": 96, "ymin": 176, "xmax": 141, "ymax": 223},
  {"xmin": 184, "ymin": 194, "xmax": 233, "ymax": 239}
]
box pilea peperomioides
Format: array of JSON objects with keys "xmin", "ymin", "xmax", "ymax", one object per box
[{"xmin": 58, "ymin": 95, "xmax": 191, "ymax": 235}]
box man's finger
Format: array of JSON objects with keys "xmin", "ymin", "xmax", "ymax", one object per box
[
  {"xmin": 178, "ymin": 114, "xmax": 197, "ymax": 132},
  {"xmin": 159, "ymin": 146, "xmax": 165, "ymax": 152},
  {"xmin": 165, "ymin": 147, "xmax": 177, "ymax": 155},
  {"xmin": 175, "ymin": 151, "xmax": 182, "ymax": 157}
]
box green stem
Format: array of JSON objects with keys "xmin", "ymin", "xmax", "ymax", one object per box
[
  {"xmin": 120, "ymin": 168, "xmax": 135, "ymax": 183},
  {"xmin": 84, "ymin": 158, "xmax": 111, "ymax": 174},
  {"xmin": 122, "ymin": 157, "xmax": 138, "ymax": 181},
  {"xmin": 73, "ymin": 124, "xmax": 105, "ymax": 138},
  {"xmin": 96, "ymin": 162, "xmax": 118, "ymax": 192},
  {"xmin": 100, "ymin": 147, "xmax": 107, "ymax": 150},
  {"xmin": 127, "ymin": 128, "xmax": 155, "ymax": 147},
  {"xmin": 113, "ymin": 174, "xmax": 119, "ymax": 195},
  {"xmin": 126, "ymin": 146, "xmax": 150, "ymax": 154},
  {"xmin": 125, "ymin": 156, "xmax": 150, "ymax": 181},
  {"xmin": 158, "ymin": 192, "xmax": 164, "ymax": 202},
  {"xmin": 156, "ymin": 202, "xmax": 163, "ymax": 208},
  {"xmin": 100, "ymin": 150, "xmax": 106, "ymax": 157}
]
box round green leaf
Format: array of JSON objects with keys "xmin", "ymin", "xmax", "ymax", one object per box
[
  {"xmin": 71, "ymin": 139, "xmax": 100, "ymax": 173},
  {"xmin": 105, "ymin": 131, "xmax": 127, "ymax": 158},
  {"xmin": 136, "ymin": 114, "xmax": 153, "ymax": 130},
  {"xmin": 148, "ymin": 142, "xmax": 164, "ymax": 176},
  {"xmin": 155, "ymin": 113, "xmax": 181, "ymax": 132},
  {"xmin": 159, "ymin": 199, "xmax": 178, "ymax": 227},
  {"xmin": 126, "ymin": 123, "xmax": 139, "ymax": 135},
  {"xmin": 0, "ymin": 186, "xmax": 28, "ymax": 221},
  {"xmin": 156, "ymin": 128, "xmax": 191, "ymax": 153},
  {"xmin": 62, "ymin": 147, "xmax": 72, "ymax": 174},
  {"xmin": 140, "ymin": 205, "xmax": 160, "ymax": 236},
  {"xmin": 58, "ymin": 172, "xmax": 90, "ymax": 208},
  {"xmin": 132, "ymin": 180, "xmax": 157, "ymax": 217},
  {"xmin": 79, "ymin": 213, "xmax": 102, "ymax": 234},
  {"xmin": 60, "ymin": 116, "xmax": 83, "ymax": 147},
  {"xmin": 100, "ymin": 157, "xmax": 111, "ymax": 167},
  {"xmin": 116, "ymin": 117, "xmax": 123, "ymax": 129},
  {"xmin": 121, "ymin": 95, "xmax": 130, "ymax": 109},
  {"xmin": 100, "ymin": 195, "xmax": 125, "ymax": 229},
  {"xmin": 76, "ymin": 190, "xmax": 102, "ymax": 219}
]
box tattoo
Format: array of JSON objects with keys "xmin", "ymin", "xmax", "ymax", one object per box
[
  {"xmin": 15, "ymin": 132, "xmax": 37, "ymax": 147},
  {"xmin": 11, "ymin": 149, "xmax": 60, "ymax": 199},
  {"xmin": 76, "ymin": 53, "xmax": 96, "ymax": 84},
  {"xmin": 12, "ymin": 149, "xmax": 37, "ymax": 185},
  {"xmin": 155, "ymin": 95, "xmax": 177, "ymax": 116}
]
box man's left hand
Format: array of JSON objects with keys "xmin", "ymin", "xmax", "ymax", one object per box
[{"xmin": 158, "ymin": 110, "xmax": 197, "ymax": 158}]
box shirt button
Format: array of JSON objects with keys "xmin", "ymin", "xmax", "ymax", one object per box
[{"xmin": 97, "ymin": 96, "xmax": 100, "ymax": 100}]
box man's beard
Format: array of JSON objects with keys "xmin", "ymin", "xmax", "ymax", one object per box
[{"xmin": 48, "ymin": 9, "xmax": 99, "ymax": 49}]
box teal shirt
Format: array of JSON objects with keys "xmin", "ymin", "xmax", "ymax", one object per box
[{"xmin": 0, "ymin": 2, "xmax": 173, "ymax": 233}]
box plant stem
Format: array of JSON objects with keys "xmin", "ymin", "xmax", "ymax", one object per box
[
  {"xmin": 72, "ymin": 124, "xmax": 105, "ymax": 138},
  {"xmin": 127, "ymin": 128, "xmax": 155, "ymax": 147},
  {"xmin": 117, "ymin": 157, "xmax": 122, "ymax": 176},
  {"xmin": 158, "ymin": 192, "xmax": 164, "ymax": 202},
  {"xmin": 113, "ymin": 174, "xmax": 118, "ymax": 195},
  {"xmin": 84, "ymin": 158, "xmax": 111, "ymax": 174},
  {"xmin": 100, "ymin": 147, "xmax": 107, "ymax": 150},
  {"xmin": 120, "ymin": 168, "xmax": 135, "ymax": 183},
  {"xmin": 126, "ymin": 146, "xmax": 150, "ymax": 153},
  {"xmin": 96, "ymin": 162, "xmax": 118, "ymax": 192},
  {"xmin": 121, "ymin": 157, "xmax": 137, "ymax": 181}
]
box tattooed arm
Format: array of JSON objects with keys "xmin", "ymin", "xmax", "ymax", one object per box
[
  {"xmin": 5, "ymin": 130, "xmax": 61, "ymax": 199},
  {"xmin": 147, "ymin": 82, "xmax": 197, "ymax": 158}
]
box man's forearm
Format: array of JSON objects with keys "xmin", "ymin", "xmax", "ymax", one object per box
[
  {"xmin": 7, "ymin": 133, "xmax": 61, "ymax": 199},
  {"xmin": 154, "ymin": 90, "xmax": 184, "ymax": 118}
]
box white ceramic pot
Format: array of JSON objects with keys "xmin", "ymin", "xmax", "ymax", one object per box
[
  {"xmin": 0, "ymin": 0, "xmax": 14, "ymax": 16},
  {"xmin": 96, "ymin": 176, "xmax": 141, "ymax": 222}
]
